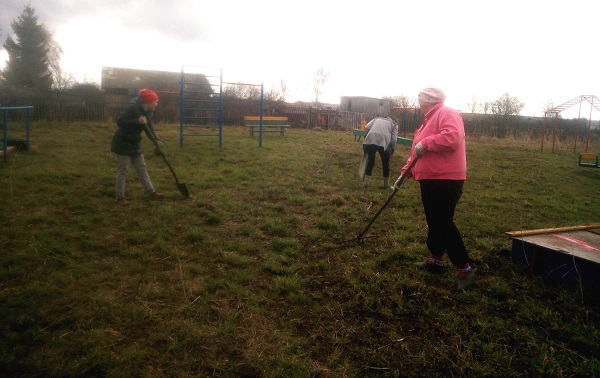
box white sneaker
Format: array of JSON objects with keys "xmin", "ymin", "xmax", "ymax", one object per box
[{"xmin": 457, "ymin": 271, "xmax": 475, "ymax": 291}]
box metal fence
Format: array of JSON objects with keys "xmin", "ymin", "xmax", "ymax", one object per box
[
  {"xmin": 0, "ymin": 89, "xmax": 376, "ymax": 130},
  {"xmin": 5, "ymin": 90, "xmax": 595, "ymax": 146},
  {"xmin": 0, "ymin": 90, "xmax": 181, "ymax": 123}
]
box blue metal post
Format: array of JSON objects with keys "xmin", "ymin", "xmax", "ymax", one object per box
[
  {"xmin": 403, "ymin": 109, "xmax": 407, "ymax": 138},
  {"xmin": 2, "ymin": 109, "xmax": 7, "ymax": 162},
  {"xmin": 180, "ymin": 66, "xmax": 184, "ymax": 147},
  {"xmin": 259, "ymin": 84, "xmax": 264, "ymax": 147},
  {"xmin": 219, "ymin": 68, "xmax": 224, "ymax": 148},
  {"xmin": 26, "ymin": 108, "xmax": 31, "ymax": 150},
  {"xmin": 413, "ymin": 109, "xmax": 417, "ymax": 133}
]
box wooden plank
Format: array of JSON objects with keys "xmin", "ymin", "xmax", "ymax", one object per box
[
  {"xmin": 246, "ymin": 126, "xmax": 289, "ymax": 129},
  {"xmin": 243, "ymin": 116, "xmax": 288, "ymax": 122},
  {"xmin": 514, "ymin": 230, "xmax": 600, "ymax": 264},
  {"xmin": 244, "ymin": 121, "xmax": 289, "ymax": 126},
  {"xmin": 0, "ymin": 146, "xmax": 17, "ymax": 156},
  {"xmin": 580, "ymin": 153, "xmax": 598, "ymax": 159},
  {"xmin": 589, "ymin": 228, "xmax": 600, "ymax": 236},
  {"xmin": 579, "ymin": 163, "xmax": 600, "ymax": 168},
  {"xmin": 249, "ymin": 129, "xmax": 286, "ymax": 133},
  {"xmin": 506, "ymin": 224, "xmax": 600, "ymax": 238}
]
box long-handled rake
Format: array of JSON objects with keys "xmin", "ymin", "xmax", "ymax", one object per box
[
  {"xmin": 144, "ymin": 124, "xmax": 190, "ymax": 199},
  {"xmin": 355, "ymin": 156, "xmax": 419, "ymax": 246}
]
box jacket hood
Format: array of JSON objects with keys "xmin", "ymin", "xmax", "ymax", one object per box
[
  {"xmin": 130, "ymin": 97, "xmax": 143, "ymax": 106},
  {"xmin": 129, "ymin": 97, "xmax": 153, "ymax": 116}
]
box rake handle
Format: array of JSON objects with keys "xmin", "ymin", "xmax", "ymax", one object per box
[
  {"xmin": 356, "ymin": 155, "xmax": 420, "ymax": 243},
  {"xmin": 144, "ymin": 124, "xmax": 181, "ymax": 183}
]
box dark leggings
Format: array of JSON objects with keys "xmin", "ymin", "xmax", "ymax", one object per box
[
  {"xmin": 363, "ymin": 144, "xmax": 390, "ymax": 177},
  {"xmin": 419, "ymin": 180, "xmax": 469, "ymax": 266}
]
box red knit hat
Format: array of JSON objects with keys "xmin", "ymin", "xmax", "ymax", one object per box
[{"xmin": 139, "ymin": 89, "xmax": 159, "ymax": 104}]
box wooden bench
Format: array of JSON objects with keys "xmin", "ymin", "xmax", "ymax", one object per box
[
  {"xmin": 244, "ymin": 116, "xmax": 289, "ymax": 136},
  {"xmin": 578, "ymin": 153, "xmax": 600, "ymax": 168},
  {"xmin": 352, "ymin": 129, "xmax": 413, "ymax": 146}
]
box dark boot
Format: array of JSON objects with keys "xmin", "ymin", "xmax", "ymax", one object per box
[
  {"xmin": 116, "ymin": 198, "xmax": 129, "ymax": 206},
  {"xmin": 363, "ymin": 175, "xmax": 371, "ymax": 190},
  {"xmin": 379, "ymin": 177, "xmax": 391, "ymax": 190},
  {"xmin": 150, "ymin": 191, "xmax": 165, "ymax": 199},
  {"xmin": 415, "ymin": 258, "xmax": 445, "ymax": 274}
]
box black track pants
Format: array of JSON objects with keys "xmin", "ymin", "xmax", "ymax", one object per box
[
  {"xmin": 363, "ymin": 144, "xmax": 390, "ymax": 177},
  {"xmin": 419, "ymin": 179, "xmax": 469, "ymax": 266}
]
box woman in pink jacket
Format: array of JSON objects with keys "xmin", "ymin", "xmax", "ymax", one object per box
[{"xmin": 394, "ymin": 87, "xmax": 474, "ymax": 290}]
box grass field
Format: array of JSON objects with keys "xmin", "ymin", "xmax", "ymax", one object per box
[{"xmin": 1, "ymin": 122, "xmax": 600, "ymax": 377}]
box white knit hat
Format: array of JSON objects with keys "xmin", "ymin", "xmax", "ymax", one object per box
[{"xmin": 418, "ymin": 87, "xmax": 446, "ymax": 104}]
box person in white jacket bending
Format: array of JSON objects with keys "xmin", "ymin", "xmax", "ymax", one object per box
[{"xmin": 362, "ymin": 116, "xmax": 398, "ymax": 189}]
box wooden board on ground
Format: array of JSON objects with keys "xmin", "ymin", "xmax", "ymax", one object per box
[
  {"xmin": 508, "ymin": 224, "xmax": 600, "ymax": 292},
  {"xmin": 0, "ymin": 146, "xmax": 17, "ymax": 156}
]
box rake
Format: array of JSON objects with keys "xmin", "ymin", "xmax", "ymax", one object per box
[
  {"xmin": 144, "ymin": 124, "xmax": 190, "ymax": 199},
  {"xmin": 355, "ymin": 156, "xmax": 420, "ymax": 246}
]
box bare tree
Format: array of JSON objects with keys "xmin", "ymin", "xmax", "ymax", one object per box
[
  {"xmin": 263, "ymin": 81, "xmax": 288, "ymax": 115},
  {"xmin": 383, "ymin": 95, "xmax": 417, "ymax": 108},
  {"xmin": 487, "ymin": 93, "xmax": 525, "ymax": 138},
  {"xmin": 52, "ymin": 70, "xmax": 76, "ymax": 91},
  {"xmin": 490, "ymin": 93, "xmax": 524, "ymax": 116},
  {"xmin": 48, "ymin": 36, "xmax": 63, "ymax": 89},
  {"xmin": 70, "ymin": 81, "xmax": 102, "ymax": 95},
  {"xmin": 543, "ymin": 99, "xmax": 555, "ymax": 114},
  {"xmin": 482, "ymin": 102, "xmax": 491, "ymax": 114},
  {"xmin": 223, "ymin": 82, "xmax": 260, "ymax": 100},
  {"xmin": 265, "ymin": 80, "xmax": 289, "ymax": 103},
  {"xmin": 264, "ymin": 87, "xmax": 280, "ymax": 102},
  {"xmin": 223, "ymin": 82, "xmax": 262, "ymax": 117},
  {"xmin": 465, "ymin": 94, "xmax": 481, "ymax": 113},
  {"xmin": 313, "ymin": 67, "xmax": 329, "ymax": 104},
  {"xmin": 279, "ymin": 79, "xmax": 289, "ymax": 103}
]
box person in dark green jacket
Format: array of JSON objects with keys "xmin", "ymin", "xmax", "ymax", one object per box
[{"xmin": 111, "ymin": 89, "xmax": 164, "ymax": 206}]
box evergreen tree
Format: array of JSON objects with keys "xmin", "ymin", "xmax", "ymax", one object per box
[{"xmin": 1, "ymin": 5, "xmax": 55, "ymax": 90}]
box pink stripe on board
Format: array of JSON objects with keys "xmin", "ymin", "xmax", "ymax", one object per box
[{"xmin": 553, "ymin": 234, "xmax": 600, "ymax": 252}]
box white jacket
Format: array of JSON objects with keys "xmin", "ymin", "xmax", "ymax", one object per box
[{"xmin": 363, "ymin": 117, "xmax": 398, "ymax": 149}]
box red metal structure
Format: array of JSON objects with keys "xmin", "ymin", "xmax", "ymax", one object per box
[{"xmin": 541, "ymin": 95, "xmax": 600, "ymax": 153}]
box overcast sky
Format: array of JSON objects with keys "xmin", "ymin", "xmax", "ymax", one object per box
[{"xmin": 1, "ymin": 0, "xmax": 600, "ymax": 118}]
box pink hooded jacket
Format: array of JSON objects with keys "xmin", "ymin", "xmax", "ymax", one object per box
[{"xmin": 401, "ymin": 103, "xmax": 466, "ymax": 180}]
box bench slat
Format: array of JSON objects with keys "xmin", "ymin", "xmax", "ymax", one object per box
[
  {"xmin": 243, "ymin": 116, "xmax": 289, "ymax": 137},
  {"xmin": 244, "ymin": 116, "xmax": 290, "ymax": 136},
  {"xmin": 244, "ymin": 121, "xmax": 289, "ymax": 126},
  {"xmin": 244, "ymin": 116, "xmax": 288, "ymax": 122}
]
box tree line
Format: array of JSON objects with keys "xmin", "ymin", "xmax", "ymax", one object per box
[
  {"xmin": 383, "ymin": 92, "xmax": 527, "ymax": 117},
  {"xmin": 1, "ymin": 4, "xmax": 530, "ymax": 114},
  {"xmin": 0, "ymin": 4, "xmax": 564, "ymax": 123},
  {"xmin": 0, "ymin": 4, "xmax": 100, "ymax": 96}
]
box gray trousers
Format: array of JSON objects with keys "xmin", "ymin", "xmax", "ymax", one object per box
[{"xmin": 115, "ymin": 153, "xmax": 155, "ymax": 199}]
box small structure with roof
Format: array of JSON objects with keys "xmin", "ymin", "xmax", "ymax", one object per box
[
  {"xmin": 101, "ymin": 66, "xmax": 210, "ymax": 122},
  {"xmin": 340, "ymin": 96, "xmax": 392, "ymax": 118}
]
